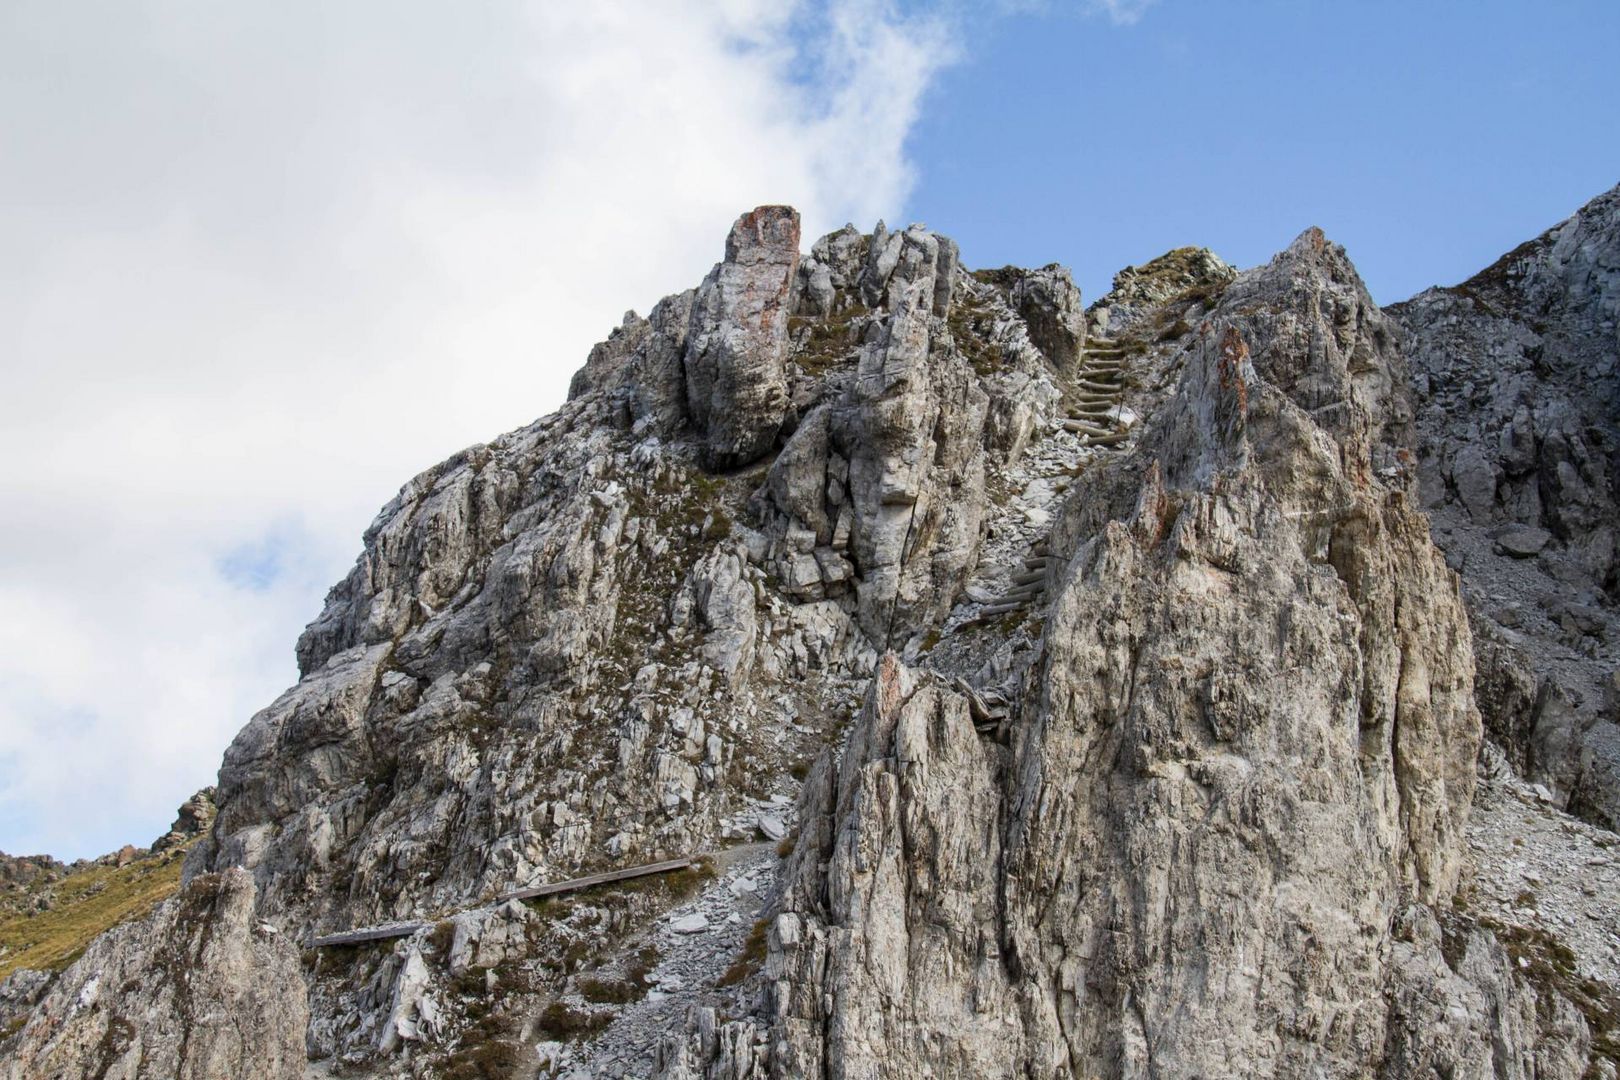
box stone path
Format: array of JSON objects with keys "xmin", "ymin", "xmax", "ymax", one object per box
[{"xmin": 543, "ymin": 843, "xmax": 782, "ymax": 1079}]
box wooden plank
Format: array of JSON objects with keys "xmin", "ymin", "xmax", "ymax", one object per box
[
  {"xmin": 311, "ymin": 922, "xmax": 427, "ymax": 948},
  {"xmin": 311, "ymin": 855, "xmax": 700, "ymax": 948},
  {"xmin": 498, "ymin": 856, "xmax": 697, "ymax": 903},
  {"xmin": 1061, "ymin": 419, "xmax": 1113, "ymax": 436}
]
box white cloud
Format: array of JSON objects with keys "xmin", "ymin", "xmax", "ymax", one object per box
[
  {"xmin": 0, "ymin": 0, "xmax": 956, "ymax": 860},
  {"xmin": 1088, "ymin": 0, "xmax": 1158, "ymax": 25},
  {"xmin": 998, "ymin": 0, "xmax": 1157, "ymax": 25}
]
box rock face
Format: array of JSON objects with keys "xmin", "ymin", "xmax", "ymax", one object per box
[
  {"xmin": 684, "ymin": 206, "xmax": 801, "ymax": 469},
  {"xmin": 666, "ymin": 229, "xmax": 1585, "ymax": 1079},
  {"xmin": 7, "ymin": 200, "xmax": 1620, "ymax": 1079},
  {"xmin": 1395, "ymin": 183, "xmax": 1620, "ymax": 829},
  {"xmin": 0, "ymin": 869, "xmax": 306, "ymax": 1080}
]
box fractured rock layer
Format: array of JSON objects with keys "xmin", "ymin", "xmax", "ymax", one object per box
[{"xmin": 6, "ymin": 193, "xmax": 1620, "ymax": 1079}]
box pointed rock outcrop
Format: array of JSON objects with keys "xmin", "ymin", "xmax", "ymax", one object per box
[{"xmin": 685, "ymin": 205, "xmax": 802, "ymax": 470}]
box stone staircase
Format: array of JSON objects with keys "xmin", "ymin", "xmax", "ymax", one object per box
[
  {"xmin": 1059, "ymin": 336, "xmax": 1131, "ymax": 449},
  {"xmin": 966, "ymin": 337, "xmax": 1136, "ymax": 626},
  {"xmin": 972, "ymin": 537, "xmax": 1053, "ymax": 621}
]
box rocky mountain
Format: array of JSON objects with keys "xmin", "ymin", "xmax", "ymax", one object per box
[
  {"xmin": 2, "ymin": 188, "xmax": 1618, "ymax": 1078},
  {"xmin": 1395, "ymin": 187, "xmax": 1620, "ymax": 830}
]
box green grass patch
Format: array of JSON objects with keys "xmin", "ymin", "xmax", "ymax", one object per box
[
  {"xmin": 0, "ymin": 847, "xmax": 189, "ymax": 979},
  {"xmin": 793, "ymin": 303, "xmax": 869, "ymax": 377},
  {"xmin": 1475, "ymin": 917, "xmax": 1619, "ymax": 1071},
  {"xmin": 947, "ymin": 301, "xmax": 1003, "ymax": 378}
]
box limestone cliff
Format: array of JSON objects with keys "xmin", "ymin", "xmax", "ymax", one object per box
[{"xmin": 3, "ymin": 195, "xmax": 1618, "ymax": 1079}]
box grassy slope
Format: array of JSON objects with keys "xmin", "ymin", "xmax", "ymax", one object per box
[{"xmin": 0, "ymin": 845, "xmax": 189, "ymax": 979}]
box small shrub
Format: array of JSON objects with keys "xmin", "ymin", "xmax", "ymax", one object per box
[
  {"xmin": 534, "ymin": 1002, "xmax": 611, "ymax": 1042},
  {"xmin": 717, "ymin": 919, "xmax": 771, "ymax": 986},
  {"xmin": 443, "ymin": 1010, "xmax": 523, "ymax": 1080},
  {"xmin": 578, "ymin": 974, "xmax": 644, "ymax": 1005}
]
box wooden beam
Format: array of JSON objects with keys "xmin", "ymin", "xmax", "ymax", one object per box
[
  {"xmin": 309, "ymin": 855, "xmax": 700, "ymax": 948},
  {"xmin": 310, "ymin": 922, "xmax": 427, "ymax": 948},
  {"xmin": 1061, "ymin": 419, "xmax": 1114, "ymax": 437},
  {"xmin": 498, "ymin": 856, "xmax": 698, "ymax": 903}
]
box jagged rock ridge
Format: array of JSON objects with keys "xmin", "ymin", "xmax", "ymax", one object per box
[{"xmin": 2, "ymin": 193, "xmax": 1617, "ymax": 1079}]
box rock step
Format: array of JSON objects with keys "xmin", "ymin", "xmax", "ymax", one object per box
[{"xmin": 1062, "ymin": 419, "xmax": 1115, "ymax": 436}]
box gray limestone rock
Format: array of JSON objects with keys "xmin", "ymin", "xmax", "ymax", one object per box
[
  {"xmin": 1396, "ymin": 182, "xmax": 1620, "ymax": 830},
  {"xmin": 685, "ymin": 206, "xmax": 802, "ymax": 469},
  {"xmin": 662, "ymin": 227, "xmax": 1594, "ymax": 1079},
  {"xmin": 1497, "ymin": 524, "xmax": 1553, "ymax": 557},
  {"xmin": 1012, "ymin": 264, "xmax": 1086, "ymax": 369},
  {"xmin": 10, "ymin": 199, "xmax": 1618, "ymax": 1079}
]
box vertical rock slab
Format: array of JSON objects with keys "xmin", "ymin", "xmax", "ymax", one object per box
[
  {"xmin": 1011, "ymin": 264, "xmax": 1085, "ymax": 370},
  {"xmin": 835, "ymin": 225, "xmax": 988, "ymax": 643},
  {"xmin": 765, "ymin": 655, "xmax": 1023, "ymax": 1077},
  {"xmin": 685, "ymin": 206, "xmax": 802, "ymax": 469},
  {"xmin": 997, "ymin": 231, "xmax": 1483, "ymax": 1076}
]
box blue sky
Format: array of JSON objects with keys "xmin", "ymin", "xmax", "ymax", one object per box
[
  {"xmin": 902, "ymin": 0, "xmax": 1620, "ymax": 303},
  {"xmin": 2, "ymin": 0, "xmax": 1616, "ymax": 861}
]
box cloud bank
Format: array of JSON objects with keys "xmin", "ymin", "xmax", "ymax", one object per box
[{"xmin": 0, "ymin": 0, "xmax": 956, "ymax": 860}]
